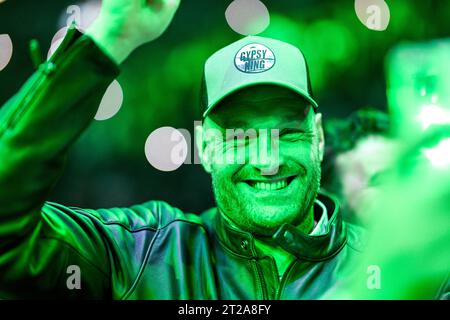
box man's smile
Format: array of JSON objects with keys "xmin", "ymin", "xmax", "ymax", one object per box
[{"xmin": 238, "ymin": 175, "xmax": 298, "ymax": 194}]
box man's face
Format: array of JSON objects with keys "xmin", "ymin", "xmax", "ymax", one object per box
[{"xmin": 201, "ymin": 86, "xmax": 323, "ymax": 236}]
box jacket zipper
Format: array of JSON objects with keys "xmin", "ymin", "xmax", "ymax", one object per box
[
  {"xmin": 0, "ymin": 72, "xmax": 45, "ymax": 134},
  {"xmin": 252, "ymin": 259, "xmax": 268, "ymax": 299},
  {"xmin": 275, "ymin": 260, "xmax": 298, "ymax": 299}
]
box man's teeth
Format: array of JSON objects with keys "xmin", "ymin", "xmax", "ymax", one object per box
[{"xmin": 252, "ymin": 179, "xmax": 288, "ymax": 191}]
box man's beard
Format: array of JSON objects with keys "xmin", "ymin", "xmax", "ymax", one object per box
[{"xmin": 212, "ymin": 163, "xmax": 322, "ymax": 236}]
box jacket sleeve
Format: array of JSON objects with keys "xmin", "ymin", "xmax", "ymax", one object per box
[
  {"xmin": 0, "ymin": 26, "xmax": 121, "ymax": 299},
  {"xmin": 436, "ymin": 274, "xmax": 450, "ymax": 300}
]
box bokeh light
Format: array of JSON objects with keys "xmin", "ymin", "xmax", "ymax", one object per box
[
  {"xmin": 49, "ymin": 1, "xmax": 101, "ymax": 58},
  {"xmin": 225, "ymin": 0, "xmax": 270, "ymax": 36},
  {"xmin": 0, "ymin": 34, "xmax": 13, "ymax": 71},
  {"xmin": 417, "ymin": 104, "xmax": 450, "ymax": 130},
  {"xmin": 95, "ymin": 80, "xmax": 124, "ymax": 121},
  {"xmin": 423, "ymin": 138, "xmax": 450, "ymax": 169},
  {"xmin": 47, "ymin": 27, "xmax": 68, "ymax": 59},
  {"xmin": 354, "ymin": 0, "xmax": 390, "ymax": 31},
  {"xmin": 145, "ymin": 127, "xmax": 188, "ymax": 172}
]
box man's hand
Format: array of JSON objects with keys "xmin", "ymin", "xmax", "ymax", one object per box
[{"xmin": 86, "ymin": 0, "xmax": 181, "ymax": 64}]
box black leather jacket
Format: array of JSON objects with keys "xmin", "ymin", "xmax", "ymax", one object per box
[{"xmin": 0, "ymin": 28, "xmax": 365, "ymax": 299}]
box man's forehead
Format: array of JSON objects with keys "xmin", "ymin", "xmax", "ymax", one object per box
[{"xmin": 208, "ymin": 85, "xmax": 312, "ymax": 128}]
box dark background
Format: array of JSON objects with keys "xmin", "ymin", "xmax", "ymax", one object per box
[{"xmin": 0, "ymin": 0, "xmax": 449, "ymax": 213}]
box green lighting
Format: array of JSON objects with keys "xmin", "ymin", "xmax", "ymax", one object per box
[
  {"xmin": 422, "ymin": 138, "xmax": 450, "ymax": 169},
  {"xmin": 417, "ymin": 103, "xmax": 450, "ymax": 130}
]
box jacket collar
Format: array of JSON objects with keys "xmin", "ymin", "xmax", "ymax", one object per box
[{"xmin": 213, "ymin": 192, "xmax": 347, "ymax": 261}]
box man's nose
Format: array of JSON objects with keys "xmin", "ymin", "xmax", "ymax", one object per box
[{"xmin": 249, "ymin": 132, "xmax": 281, "ymax": 176}]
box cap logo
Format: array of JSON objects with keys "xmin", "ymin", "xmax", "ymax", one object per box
[{"xmin": 234, "ymin": 43, "xmax": 275, "ymax": 74}]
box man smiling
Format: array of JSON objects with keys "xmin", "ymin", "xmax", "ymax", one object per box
[
  {"xmin": 202, "ymin": 86, "xmax": 321, "ymax": 228},
  {"xmin": 0, "ymin": 0, "xmax": 364, "ymax": 299},
  {"xmin": 198, "ymin": 84, "xmax": 328, "ymax": 281}
]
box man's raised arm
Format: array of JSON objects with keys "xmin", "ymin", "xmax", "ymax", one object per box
[{"xmin": 0, "ymin": 0, "xmax": 180, "ymax": 298}]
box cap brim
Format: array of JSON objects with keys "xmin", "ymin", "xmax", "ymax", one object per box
[{"xmin": 202, "ymin": 80, "xmax": 319, "ymax": 118}]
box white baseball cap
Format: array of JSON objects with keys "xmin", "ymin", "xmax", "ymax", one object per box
[{"xmin": 201, "ymin": 36, "xmax": 318, "ymax": 118}]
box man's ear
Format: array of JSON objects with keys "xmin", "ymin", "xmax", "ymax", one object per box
[
  {"xmin": 315, "ymin": 113, "xmax": 325, "ymax": 162},
  {"xmin": 195, "ymin": 124, "xmax": 212, "ymax": 173}
]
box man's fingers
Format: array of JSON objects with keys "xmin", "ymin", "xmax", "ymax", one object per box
[
  {"xmin": 145, "ymin": 0, "xmax": 162, "ymax": 11},
  {"xmin": 163, "ymin": 0, "xmax": 181, "ymax": 16},
  {"xmin": 146, "ymin": 0, "xmax": 180, "ymax": 12},
  {"xmin": 153, "ymin": 0, "xmax": 181, "ymax": 27}
]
